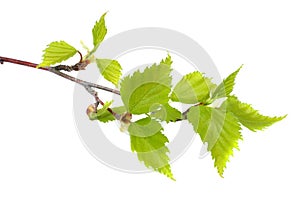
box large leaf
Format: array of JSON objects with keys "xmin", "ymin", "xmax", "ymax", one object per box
[
  {"xmin": 151, "ymin": 103, "xmax": 182, "ymax": 123},
  {"xmin": 120, "ymin": 60, "xmax": 172, "ymax": 114},
  {"xmin": 38, "ymin": 41, "xmax": 77, "ymax": 67},
  {"xmin": 129, "ymin": 117, "xmax": 175, "ymax": 180},
  {"xmin": 212, "ymin": 66, "xmax": 242, "ymax": 99},
  {"xmin": 96, "ymin": 59, "xmax": 122, "ymax": 86},
  {"xmin": 170, "ymin": 71, "xmax": 212, "ymax": 104},
  {"xmin": 187, "ymin": 106, "xmax": 242, "ymax": 177},
  {"xmin": 92, "ymin": 12, "xmax": 107, "ymax": 47},
  {"xmin": 223, "ymin": 96, "xmax": 287, "ymax": 131}
]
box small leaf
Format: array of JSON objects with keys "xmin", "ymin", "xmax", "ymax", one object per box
[
  {"xmin": 96, "ymin": 59, "xmax": 122, "ymax": 86},
  {"xmin": 88, "ymin": 101, "xmax": 112, "ymax": 121},
  {"xmin": 212, "ymin": 66, "xmax": 242, "ymax": 99},
  {"xmin": 151, "ymin": 103, "xmax": 182, "ymax": 123},
  {"xmin": 99, "ymin": 106, "xmax": 127, "ymax": 123},
  {"xmin": 38, "ymin": 41, "xmax": 77, "ymax": 67},
  {"xmin": 92, "ymin": 12, "xmax": 107, "ymax": 47},
  {"xmin": 129, "ymin": 117, "xmax": 175, "ymax": 180},
  {"xmin": 120, "ymin": 59, "xmax": 172, "ymax": 114},
  {"xmin": 223, "ymin": 96, "xmax": 287, "ymax": 131},
  {"xmin": 170, "ymin": 71, "xmax": 212, "ymax": 104},
  {"xmin": 187, "ymin": 106, "xmax": 242, "ymax": 177},
  {"xmin": 90, "ymin": 106, "xmax": 126, "ymax": 123}
]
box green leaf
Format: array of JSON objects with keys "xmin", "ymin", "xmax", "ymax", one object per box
[
  {"xmin": 151, "ymin": 103, "xmax": 182, "ymax": 123},
  {"xmin": 187, "ymin": 106, "xmax": 242, "ymax": 177},
  {"xmin": 223, "ymin": 96, "xmax": 287, "ymax": 131},
  {"xmin": 120, "ymin": 61, "xmax": 172, "ymax": 114},
  {"xmin": 96, "ymin": 59, "xmax": 122, "ymax": 86},
  {"xmin": 38, "ymin": 41, "xmax": 77, "ymax": 67},
  {"xmin": 89, "ymin": 106, "xmax": 126, "ymax": 123},
  {"xmin": 212, "ymin": 66, "xmax": 242, "ymax": 99},
  {"xmin": 92, "ymin": 12, "xmax": 107, "ymax": 47},
  {"xmin": 129, "ymin": 117, "xmax": 175, "ymax": 180},
  {"xmin": 170, "ymin": 71, "xmax": 212, "ymax": 104},
  {"xmin": 97, "ymin": 106, "xmax": 127, "ymax": 123},
  {"xmin": 88, "ymin": 101, "xmax": 112, "ymax": 121},
  {"xmin": 160, "ymin": 54, "xmax": 173, "ymax": 66}
]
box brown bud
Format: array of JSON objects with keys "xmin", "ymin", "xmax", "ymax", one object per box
[
  {"xmin": 120, "ymin": 112, "xmax": 132, "ymax": 124},
  {"xmin": 86, "ymin": 104, "xmax": 97, "ymax": 120}
]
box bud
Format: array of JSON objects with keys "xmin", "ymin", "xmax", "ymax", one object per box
[
  {"xmin": 119, "ymin": 112, "xmax": 132, "ymax": 132},
  {"xmin": 86, "ymin": 104, "xmax": 97, "ymax": 120}
]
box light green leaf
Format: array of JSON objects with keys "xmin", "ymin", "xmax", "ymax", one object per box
[
  {"xmin": 38, "ymin": 41, "xmax": 77, "ymax": 67},
  {"xmin": 223, "ymin": 96, "xmax": 287, "ymax": 131},
  {"xmin": 212, "ymin": 66, "xmax": 242, "ymax": 99},
  {"xmin": 92, "ymin": 12, "xmax": 107, "ymax": 47},
  {"xmin": 120, "ymin": 60, "xmax": 172, "ymax": 114},
  {"xmin": 160, "ymin": 54, "xmax": 173, "ymax": 66},
  {"xmin": 88, "ymin": 101, "xmax": 126, "ymax": 123},
  {"xmin": 97, "ymin": 106, "xmax": 127, "ymax": 123},
  {"xmin": 129, "ymin": 117, "xmax": 175, "ymax": 180},
  {"xmin": 187, "ymin": 106, "xmax": 242, "ymax": 177},
  {"xmin": 170, "ymin": 71, "xmax": 212, "ymax": 104},
  {"xmin": 88, "ymin": 101, "xmax": 112, "ymax": 121},
  {"xmin": 96, "ymin": 59, "xmax": 122, "ymax": 86},
  {"xmin": 151, "ymin": 103, "xmax": 182, "ymax": 123}
]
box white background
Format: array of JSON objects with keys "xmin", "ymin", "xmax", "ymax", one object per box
[{"xmin": 0, "ymin": 0, "xmax": 299, "ymax": 196}]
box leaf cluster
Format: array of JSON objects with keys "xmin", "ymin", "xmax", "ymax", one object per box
[{"xmin": 38, "ymin": 13, "xmax": 286, "ymax": 180}]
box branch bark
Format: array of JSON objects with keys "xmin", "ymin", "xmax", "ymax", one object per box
[{"xmin": 0, "ymin": 56, "xmax": 120, "ymax": 118}]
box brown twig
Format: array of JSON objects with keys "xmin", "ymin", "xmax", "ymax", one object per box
[
  {"xmin": 0, "ymin": 56, "xmax": 120, "ymax": 95},
  {"xmin": 0, "ymin": 56, "xmax": 120, "ymax": 117}
]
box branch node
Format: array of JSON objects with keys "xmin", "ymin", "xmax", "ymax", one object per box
[{"xmin": 54, "ymin": 60, "xmax": 90, "ymax": 72}]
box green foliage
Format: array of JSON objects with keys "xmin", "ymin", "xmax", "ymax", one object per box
[
  {"xmin": 38, "ymin": 41, "xmax": 77, "ymax": 67},
  {"xmin": 96, "ymin": 59, "xmax": 122, "ymax": 86},
  {"xmin": 36, "ymin": 12, "xmax": 286, "ymax": 180},
  {"xmin": 187, "ymin": 106, "xmax": 242, "ymax": 177},
  {"xmin": 90, "ymin": 105, "xmax": 126, "ymax": 123},
  {"xmin": 151, "ymin": 103, "xmax": 182, "ymax": 123},
  {"xmin": 170, "ymin": 72, "xmax": 213, "ymax": 104},
  {"xmin": 129, "ymin": 117, "xmax": 175, "ymax": 180},
  {"xmin": 92, "ymin": 12, "xmax": 107, "ymax": 48},
  {"xmin": 120, "ymin": 60, "xmax": 172, "ymax": 114},
  {"xmin": 212, "ymin": 66, "xmax": 242, "ymax": 99},
  {"xmin": 223, "ymin": 96, "xmax": 287, "ymax": 131},
  {"xmin": 88, "ymin": 101, "xmax": 112, "ymax": 121}
]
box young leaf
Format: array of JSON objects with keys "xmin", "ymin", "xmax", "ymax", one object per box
[
  {"xmin": 92, "ymin": 12, "xmax": 107, "ymax": 47},
  {"xmin": 129, "ymin": 117, "xmax": 175, "ymax": 180},
  {"xmin": 38, "ymin": 41, "xmax": 77, "ymax": 67},
  {"xmin": 88, "ymin": 101, "xmax": 112, "ymax": 121},
  {"xmin": 89, "ymin": 105, "xmax": 126, "ymax": 123},
  {"xmin": 120, "ymin": 60, "xmax": 172, "ymax": 114},
  {"xmin": 223, "ymin": 96, "xmax": 287, "ymax": 131},
  {"xmin": 212, "ymin": 66, "xmax": 242, "ymax": 99},
  {"xmin": 151, "ymin": 103, "xmax": 182, "ymax": 123},
  {"xmin": 98, "ymin": 106, "xmax": 127, "ymax": 123},
  {"xmin": 170, "ymin": 71, "xmax": 212, "ymax": 104},
  {"xmin": 96, "ymin": 59, "xmax": 122, "ymax": 86},
  {"xmin": 187, "ymin": 106, "xmax": 242, "ymax": 177}
]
